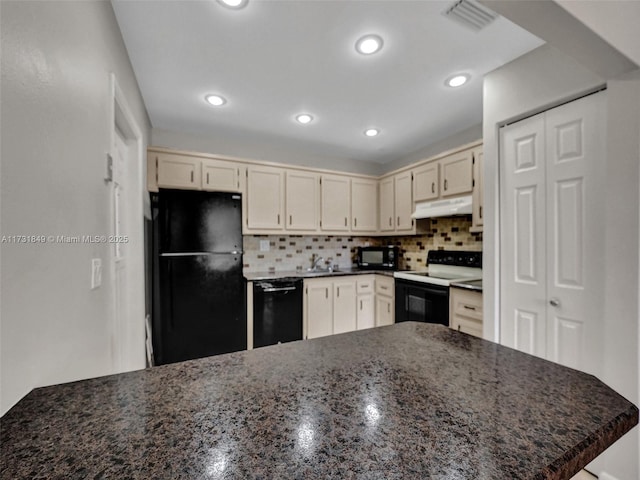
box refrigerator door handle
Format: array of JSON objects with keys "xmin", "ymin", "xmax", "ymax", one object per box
[{"xmin": 160, "ymin": 251, "xmax": 244, "ymax": 257}]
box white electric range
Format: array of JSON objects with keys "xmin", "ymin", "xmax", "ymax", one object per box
[{"xmin": 393, "ymin": 250, "xmax": 482, "ymax": 325}]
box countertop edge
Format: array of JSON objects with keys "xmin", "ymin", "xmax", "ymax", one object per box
[
  {"xmin": 244, "ymin": 269, "xmax": 395, "ymax": 281},
  {"xmin": 542, "ymin": 404, "xmax": 639, "ymax": 480}
]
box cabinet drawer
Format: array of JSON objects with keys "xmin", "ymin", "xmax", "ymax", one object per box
[
  {"xmin": 357, "ymin": 275, "xmax": 375, "ymax": 294},
  {"xmin": 450, "ymin": 287, "xmax": 483, "ymax": 321},
  {"xmin": 375, "ymin": 276, "xmax": 394, "ymax": 296},
  {"xmin": 452, "ymin": 315, "xmax": 483, "ymax": 338}
]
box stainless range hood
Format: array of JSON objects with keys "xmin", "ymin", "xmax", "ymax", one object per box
[{"xmin": 411, "ymin": 195, "xmax": 473, "ymax": 219}]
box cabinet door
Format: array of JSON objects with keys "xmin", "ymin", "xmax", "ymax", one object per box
[
  {"xmin": 441, "ymin": 150, "xmax": 473, "ymax": 197},
  {"xmin": 471, "ymin": 148, "xmax": 484, "ymax": 229},
  {"xmin": 320, "ymin": 174, "xmax": 350, "ymax": 231},
  {"xmin": 333, "ymin": 279, "xmax": 357, "ymax": 334},
  {"xmin": 351, "ymin": 178, "xmax": 378, "ymax": 232},
  {"xmin": 306, "ymin": 280, "xmax": 333, "ymax": 339},
  {"xmin": 247, "ymin": 166, "xmax": 284, "ymax": 230},
  {"xmin": 357, "ymin": 294, "xmax": 375, "ymax": 330},
  {"xmin": 379, "ymin": 177, "xmax": 395, "ymax": 232},
  {"xmin": 286, "ymin": 170, "xmax": 319, "ymax": 231},
  {"xmin": 157, "ymin": 153, "xmax": 201, "ymax": 190},
  {"xmin": 413, "ymin": 162, "xmax": 439, "ymax": 202},
  {"xmin": 395, "ymin": 172, "xmax": 414, "ymax": 232},
  {"xmin": 375, "ymin": 296, "xmax": 394, "ymax": 327},
  {"xmin": 202, "ymin": 159, "xmax": 242, "ymax": 193}
]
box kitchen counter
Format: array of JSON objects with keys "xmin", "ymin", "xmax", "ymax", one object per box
[
  {"xmin": 450, "ymin": 278, "xmax": 483, "ymax": 292},
  {"xmin": 1, "ymin": 323, "xmax": 637, "ymax": 479},
  {"xmin": 244, "ymin": 267, "xmax": 395, "ymax": 281}
]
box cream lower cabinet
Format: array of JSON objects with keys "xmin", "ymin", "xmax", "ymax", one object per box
[
  {"xmin": 375, "ymin": 275, "xmax": 395, "ymax": 326},
  {"xmin": 305, "ymin": 277, "xmax": 356, "ymax": 338},
  {"xmin": 356, "ymin": 275, "xmax": 375, "ymax": 330},
  {"xmin": 449, "ymin": 287, "xmax": 483, "ymax": 338}
]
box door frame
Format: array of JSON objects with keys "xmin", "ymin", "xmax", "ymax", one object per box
[{"xmin": 109, "ymin": 73, "xmax": 146, "ymax": 372}]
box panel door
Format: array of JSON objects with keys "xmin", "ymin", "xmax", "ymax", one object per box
[
  {"xmin": 157, "ymin": 153, "xmax": 201, "ymax": 190},
  {"xmin": 357, "ymin": 294, "xmax": 375, "ymax": 330},
  {"xmin": 306, "ymin": 279, "xmax": 333, "ymax": 339},
  {"xmin": 544, "ymin": 93, "xmax": 605, "ymax": 376},
  {"xmin": 286, "ymin": 170, "xmax": 319, "ymax": 231},
  {"xmin": 375, "ymin": 296, "xmax": 394, "ymax": 327},
  {"xmin": 472, "ymin": 148, "xmax": 484, "ymax": 229},
  {"xmin": 351, "ymin": 178, "xmax": 378, "ymax": 232},
  {"xmin": 202, "ymin": 159, "xmax": 242, "ymax": 193},
  {"xmin": 333, "ymin": 279, "xmax": 357, "ymax": 334},
  {"xmin": 246, "ymin": 166, "xmax": 284, "ymax": 230},
  {"xmin": 395, "ymin": 172, "xmax": 414, "ymax": 232},
  {"xmin": 320, "ymin": 174, "xmax": 350, "ymax": 231},
  {"xmin": 379, "ymin": 177, "xmax": 395, "ymax": 232},
  {"xmin": 413, "ymin": 162, "xmax": 439, "ymax": 202},
  {"xmin": 500, "ymin": 114, "xmax": 547, "ymax": 358},
  {"xmin": 441, "ymin": 150, "xmax": 473, "ymax": 197}
]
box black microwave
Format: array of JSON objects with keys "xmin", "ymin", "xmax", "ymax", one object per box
[{"xmin": 357, "ymin": 246, "xmax": 399, "ymax": 270}]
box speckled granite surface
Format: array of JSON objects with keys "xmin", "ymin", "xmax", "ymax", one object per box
[{"xmin": 1, "ymin": 323, "xmax": 637, "ymax": 479}]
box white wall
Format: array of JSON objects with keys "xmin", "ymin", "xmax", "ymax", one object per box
[
  {"xmin": 0, "ymin": 0, "xmax": 151, "ymax": 415},
  {"xmin": 483, "ymin": 44, "xmax": 640, "ymax": 480}
]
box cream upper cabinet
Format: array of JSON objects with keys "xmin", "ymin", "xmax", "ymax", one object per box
[
  {"xmin": 351, "ymin": 178, "xmax": 378, "ymax": 232},
  {"xmin": 156, "ymin": 152, "xmax": 201, "ymax": 190},
  {"xmin": 320, "ymin": 174, "xmax": 350, "ymax": 232},
  {"xmin": 202, "ymin": 158, "xmax": 243, "ymax": 193},
  {"xmin": 440, "ymin": 149, "xmax": 473, "ymax": 197},
  {"xmin": 286, "ymin": 170, "xmax": 319, "ymax": 231},
  {"xmin": 471, "ymin": 147, "xmax": 483, "ymax": 231},
  {"xmin": 413, "ymin": 162, "xmax": 439, "ymax": 202},
  {"xmin": 246, "ymin": 165, "xmax": 285, "ymax": 231},
  {"xmin": 379, "ymin": 176, "xmax": 395, "ymax": 232},
  {"xmin": 395, "ymin": 171, "xmax": 414, "ymax": 232}
]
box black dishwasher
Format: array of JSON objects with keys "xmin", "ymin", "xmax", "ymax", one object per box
[{"xmin": 253, "ymin": 278, "xmax": 303, "ymax": 348}]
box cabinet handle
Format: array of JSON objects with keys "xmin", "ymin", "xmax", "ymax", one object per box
[
  {"xmin": 397, "ymin": 216, "xmax": 400, "ymax": 226},
  {"xmin": 325, "ymin": 288, "xmax": 328, "ymax": 299},
  {"xmin": 206, "ymin": 172, "xmax": 210, "ymax": 184},
  {"xmin": 277, "ymin": 214, "xmax": 280, "ymax": 225},
  {"xmin": 479, "ymin": 206, "xmax": 483, "ymax": 219},
  {"xmin": 431, "ymin": 182, "xmax": 435, "ymax": 193},
  {"xmin": 444, "ymin": 179, "xmax": 448, "ymax": 191},
  {"xmin": 387, "ymin": 304, "xmax": 390, "ymax": 313},
  {"xmin": 389, "ymin": 217, "xmax": 392, "ymax": 227},
  {"xmin": 361, "ymin": 284, "xmax": 369, "ymax": 288},
  {"xmin": 344, "ymin": 217, "xmax": 347, "ymax": 227},
  {"xmin": 191, "ymin": 171, "xmax": 194, "ymax": 183},
  {"xmin": 360, "ymin": 300, "xmax": 363, "ymax": 310},
  {"xmin": 354, "ymin": 218, "xmax": 357, "ymax": 227},
  {"xmin": 289, "ymin": 215, "xmax": 292, "ymax": 225},
  {"xmin": 337, "ymin": 287, "xmax": 340, "ymax": 298},
  {"xmin": 380, "ymin": 285, "xmax": 388, "ymax": 290},
  {"xmin": 463, "ymin": 305, "xmax": 476, "ymax": 311},
  {"xmin": 457, "ymin": 325, "xmax": 461, "ymax": 332}
]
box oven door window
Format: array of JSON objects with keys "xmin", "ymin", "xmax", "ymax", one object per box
[{"xmin": 396, "ymin": 280, "xmax": 449, "ymax": 325}]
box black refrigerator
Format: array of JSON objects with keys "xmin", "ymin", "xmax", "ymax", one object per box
[{"xmin": 151, "ymin": 189, "xmax": 246, "ymax": 365}]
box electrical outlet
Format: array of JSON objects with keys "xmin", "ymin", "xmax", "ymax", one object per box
[
  {"xmin": 260, "ymin": 240, "xmax": 270, "ymax": 252},
  {"xmin": 91, "ymin": 258, "xmax": 102, "ymax": 289}
]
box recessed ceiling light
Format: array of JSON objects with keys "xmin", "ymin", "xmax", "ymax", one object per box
[
  {"xmin": 205, "ymin": 94, "xmax": 226, "ymax": 106},
  {"xmin": 217, "ymin": 0, "xmax": 248, "ymax": 9},
  {"xmin": 296, "ymin": 114, "xmax": 313, "ymax": 124},
  {"xmin": 446, "ymin": 74, "xmax": 470, "ymax": 88},
  {"xmin": 355, "ymin": 35, "xmax": 383, "ymax": 55},
  {"xmin": 365, "ymin": 128, "xmax": 379, "ymax": 137}
]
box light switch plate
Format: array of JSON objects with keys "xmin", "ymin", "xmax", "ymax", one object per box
[
  {"xmin": 260, "ymin": 240, "xmax": 270, "ymax": 252},
  {"xmin": 91, "ymin": 258, "xmax": 102, "ymax": 289}
]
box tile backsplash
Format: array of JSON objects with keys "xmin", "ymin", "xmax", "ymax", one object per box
[{"xmin": 243, "ymin": 216, "xmax": 482, "ymax": 273}]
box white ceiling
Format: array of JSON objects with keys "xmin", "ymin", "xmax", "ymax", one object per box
[{"xmin": 112, "ymin": 0, "xmax": 543, "ymax": 164}]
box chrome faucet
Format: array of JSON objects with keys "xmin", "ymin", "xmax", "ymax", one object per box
[{"xmin": 311, "ymin": 255, "xmax": 325, "ymax": 271}]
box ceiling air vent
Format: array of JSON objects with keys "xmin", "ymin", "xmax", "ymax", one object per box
[{"xmin": 443, "ymin": 0, "xmax": 498, "ymax": 32}]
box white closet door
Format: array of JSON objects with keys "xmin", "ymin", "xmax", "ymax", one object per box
[
  {"xmin": 545, "ymin": 93, "xmax": 605, "ymax": 376},
  {"xmin": 500, "ymin": 92, "xmax": 605, "ymax": 376},
  {"xmin": 500, "ymin": 114, "xmax": 547, "ymax": 358}
]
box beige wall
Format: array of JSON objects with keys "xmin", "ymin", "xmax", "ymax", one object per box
[{"xmin": 0, "ymin": 1, "xmax": 151, "ymax": 415}]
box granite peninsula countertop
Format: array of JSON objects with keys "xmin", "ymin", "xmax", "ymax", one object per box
[
  {"xmin": 1, "ymin": 323, "xmax": 637, "ymax": 479},
  {"xmin": 244, "ymin": 267, "xmax": 395, "ymax": 281}
]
